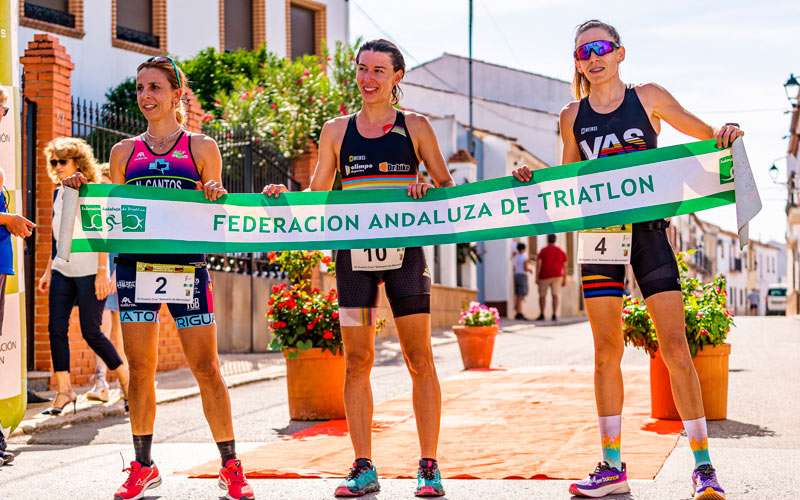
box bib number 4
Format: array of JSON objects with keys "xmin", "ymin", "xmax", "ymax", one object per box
[{"xmin": 577, "ymin": 226, "xmax": 632, "ymax": 265}]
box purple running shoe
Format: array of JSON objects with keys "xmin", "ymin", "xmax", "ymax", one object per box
[
  {"xmin": 569, "ymin": 462, "xmax": 630, "ymax": 498},
  {"xmin": 692, "ymin": 464, "xmax": 726, "ymax": 500}
]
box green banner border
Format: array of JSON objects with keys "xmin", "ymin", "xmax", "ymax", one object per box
[{"xmin": 72, "ymin": 191, "xmax": 735, "ymax": 253}]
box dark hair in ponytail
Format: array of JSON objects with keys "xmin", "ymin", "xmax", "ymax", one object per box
[
  {"xmin": 572, "ymin": 19, "xmax": 621, "ymax": 100},
  {"xmin": 356, "ymin": 39, "xmax": 406, "ymax": 105}
]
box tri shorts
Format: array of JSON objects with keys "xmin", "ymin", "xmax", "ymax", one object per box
[
  {"xmin": 335, "ymin": 246, "xmax": 431, "ymax": 318},
  {"xmin": 581, "ymin": 222, "xmax": 680, "ymax": 300},
  {"xmin": 115, "ymin": 261, "xmax": 215, "ymax": 329}
]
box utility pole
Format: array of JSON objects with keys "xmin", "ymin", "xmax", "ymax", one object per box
[{"xmin": 468, "ymin": 0, "xmax": 474, "ymax": 157}]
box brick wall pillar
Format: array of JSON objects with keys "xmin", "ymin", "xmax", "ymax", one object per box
[
  {"xmin": 291, "ymin": 141, "xmax": 318, "ymax": 190},
  {"xmin": 20, "ymin": 34, "xmax": 74, "ymax": 377}
]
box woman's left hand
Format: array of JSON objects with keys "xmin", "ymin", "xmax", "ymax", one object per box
[
  {"xmin": 197, "ymin": 180, "xmax": 228, "ymax": 201},
  {"xmin": 95, "ymin": 268, "xmax": 112, "ymax": 300},
  {"xmin": 406, "ymin": 182, "xmax": 434, "ymax": 200},
  {"xmin": 715, "ymin": 123, "xmax": 744, "ymax": 149}
]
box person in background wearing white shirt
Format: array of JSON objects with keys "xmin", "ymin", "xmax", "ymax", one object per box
[
  {"xmin": 37, "ymin": 137, "xmax": 129, "ymax": 416},
  {"xmin": 512, "ymin": 242, "xmax": 533, "ymax": 320}
]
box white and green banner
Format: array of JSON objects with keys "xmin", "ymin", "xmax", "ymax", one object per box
[{"xmin": 60, "ymin": 139, "xmax": 761, "ymax": 257}]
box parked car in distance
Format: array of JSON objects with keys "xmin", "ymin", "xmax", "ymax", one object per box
[{"xmin": 766, "ymin": 284, "xmax": 788, "ymax": 316}]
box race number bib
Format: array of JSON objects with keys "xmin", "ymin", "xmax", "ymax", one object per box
[
  {"xmin": 351, "ymin": 248, "xmax": 405, "ymax": 271},
  {"xmin": 577, "ymin": 225, "xmax": 632, "ymax": 265},
  {"xmin": 135, "ymin": 263, "xmax": 196, "ymax": 304}
]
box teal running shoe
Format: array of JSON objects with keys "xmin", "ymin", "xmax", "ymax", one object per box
[
  {"xmin": 334, "ymin": 458, "xmax": 380, "ymax": 497},
  {"xmin": 415, "ymin": 459, "xmax": 445, "ymax": 497}
]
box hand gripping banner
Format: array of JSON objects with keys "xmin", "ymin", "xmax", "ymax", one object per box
[{"xmin": 59, "ymin": 139, "xmax": 761, "ymax": 259}]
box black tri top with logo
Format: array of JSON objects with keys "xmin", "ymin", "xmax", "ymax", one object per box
[
  {"xmin": 338, "ymin": 111, "xmax": 419, "ymax": 191},
  {"xmin": 572, "ymin": 85, "xmax": 657, "ymax": 161}
]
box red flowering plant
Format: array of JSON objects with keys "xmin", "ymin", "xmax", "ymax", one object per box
[
  {"xmin": 622, "ymin": 250, "xmax": 734, "ymax": 357},
  {"xmin": 266, "ymin": 251, "xmax": 341, "ymax": 358}
]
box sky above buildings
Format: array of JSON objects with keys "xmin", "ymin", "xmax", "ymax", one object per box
[{"xmin": 350, "ymin": 0, "xmax": 797, "ymax": 243}]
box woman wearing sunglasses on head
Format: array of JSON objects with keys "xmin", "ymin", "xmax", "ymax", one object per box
[
  {"xmin": 62, "ymin": 56, "xmax": 253, "ymax": 500},
  {"xmin": 513, "ymin": 20, "xmax": 741, "ymax": 500},
  {"xmin": 264, "ymin": 39, "xmax": 454, "ymax": 498}
]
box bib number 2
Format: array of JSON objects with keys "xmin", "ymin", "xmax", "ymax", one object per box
[
  {"xmin": 135, "ymin": 263, "xmax": 196, "ymax": 304},
  {"xmin": 351, "ymin": 248, "xmax": 405, "ymax": 271}
]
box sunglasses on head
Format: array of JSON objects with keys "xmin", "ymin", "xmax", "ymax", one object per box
[
  {"xmin": 49, "ymin": 158, "xmax": 72, "ymax": 166},
  {"xmin": 574, "ymin": 40, "xmax": 620, "ymax": 61},
  {"xmin": 146, "ymin": 56, "xmax": 182, "ymax": 87}
]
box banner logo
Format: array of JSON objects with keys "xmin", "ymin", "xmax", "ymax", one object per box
[
  {"xmin": 719, "ymin": 155, "xmax": 734, "ymax": 184},
  {"xmin": 80, "ymin": 205, "xmax": 103, "ymax": 231},
  {"xmin": 121, "ymin": 205, "xmax": 147, "ymax": 232}
]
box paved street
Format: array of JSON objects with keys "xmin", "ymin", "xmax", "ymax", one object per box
[{"xmin": 1, "ymin": 316, "xmax": 798, "ymax": 499}]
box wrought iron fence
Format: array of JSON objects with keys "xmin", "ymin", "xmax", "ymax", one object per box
[{"xmin": 71, "ymin": 97, "xmax": 299, "ymax": 275}]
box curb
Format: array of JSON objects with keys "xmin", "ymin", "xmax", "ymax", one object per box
[{"xmin": 11, "ymin": 365, "xmax": 286, "ymax": 438}]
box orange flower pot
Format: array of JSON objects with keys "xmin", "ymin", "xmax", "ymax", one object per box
[
  {"xmin": 650, "ymin": 343, "xmax": 731, "ymax": 421},
  {"xmin": 453, "ymin": 325, "xmax": 498, "ymax": 370},
  {"xmin": 283, "ymin": 347, "xmax": 346, "ymax": 420}
]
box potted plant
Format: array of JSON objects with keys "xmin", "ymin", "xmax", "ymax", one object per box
[
  {"xmin": 266, "ymin": 251, "xmax": 345, "ymax": 420},
  {"xmin": 623, "ymin": 251, "xmax": 734, "ymax": 420},
  {"xmin": 453, "ymin": 302, "xmax": 501, "ymax": 370}
]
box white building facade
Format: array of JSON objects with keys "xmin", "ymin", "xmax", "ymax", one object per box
[{"xmin": 17, "ymin": 0, "xmax": 349, "ymax": 103}]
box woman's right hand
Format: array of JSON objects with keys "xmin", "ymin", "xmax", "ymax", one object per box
[
  {"xmin": 262, "ymin": 184, "xmax": 288, "ymax": 198},
  {"xmin": 61, "ymin": 172, "xmax": 89, "ymax": 190},
  {"xmin": 37, "ymin": 271, "xmax": 50, "ymax": 293},
  {"xmin": 512, "ymin": 165, "xmax": 533, "ymax": 183}
]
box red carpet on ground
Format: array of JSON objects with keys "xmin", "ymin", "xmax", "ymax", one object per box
[{"xmin": 186, "ymin": 368, "xmax": 679, "ymax": 480}]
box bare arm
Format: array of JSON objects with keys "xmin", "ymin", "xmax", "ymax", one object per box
[
  {"xmin": 309, "ymin": 120, "xmax": 343, "ymax": 192},
  {"xmin": 108, "ymin": 140, "xmax": 133, "ymax": 185},
  {"xmin": 192, "ymin": 134, "xmax": 227, "ymax": 201},
  {"xmin": 639, "ymin": 83, "xmax": 743, "ymax": 147},
  {"xmin": 512, "ymin": 102, "xmax": 581, "ymax": 182},
  {"xmin": 408, "ymin": 113, "xmax": 455, "ymax": 188}
]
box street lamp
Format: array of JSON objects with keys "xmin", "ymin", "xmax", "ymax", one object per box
[{"xmin": 785, "ymin": 73, "xmax": 800, "ymax": 107}]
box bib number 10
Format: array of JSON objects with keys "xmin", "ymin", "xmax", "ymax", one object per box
[{"xmin": 351, "ymin": 248, "xmax": 405, "ymax": 272}]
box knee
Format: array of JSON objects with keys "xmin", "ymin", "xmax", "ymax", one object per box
[
  {"xmin": 190, "ymin": 358, "xmax": 222, "ymax": 383},
  {"xmin": 659, "ymin": 342, "xmax": 694, "ymax": 373},
  {"xmin": 345, "ymin": 349, "xmax": 374, "ymax": 378},
  {"xmin": 594, "ymin": 343, "xmax": 624, "ymax": 371},
  {"xmin": 403, "ymin": 349, "xmax": 435, "ymax": 377},
  {"xmin": 127, "ymin": 357, "xmax": 156, "ymax": 381}
]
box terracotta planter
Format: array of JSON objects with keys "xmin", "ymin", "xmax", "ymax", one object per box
[
  {"xmin": 453, "ymin": 325, "xmax": 498, "ymax": 370},
  {"xmin": 650, "ymin": 343, "xmax": 731, "ymax": 421},
  {"xmin": 283, "ymin": 347, "xmax": 346, "ymax": 420}
]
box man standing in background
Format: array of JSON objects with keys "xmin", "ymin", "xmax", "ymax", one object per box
[{"xmin": 536, "ymin": 234, "xmax": 567, "ymax": 322}]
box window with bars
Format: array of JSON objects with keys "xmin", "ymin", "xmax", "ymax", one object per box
[
  {"xmin": 117, "ymin": 0, "xmax": 159, "ymax": 48},
  {"xmin": 24, "ymin": 0, "xmax": 75, "ymax": 28},
  {"xmin": 225, "ymin": 0, "xmax": 254, "ymax": 51}
]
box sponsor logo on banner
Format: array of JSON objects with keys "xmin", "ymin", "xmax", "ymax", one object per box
[
  {"xmin": 80, "ymin": 205, "xmax": 103, "ymax": 231},
  {"xmin": 82, "ymin": 205, "xmax": 147, "ymax": 232},
  {"xmin": 719, "ymin": 155, "xmax": 734, "ymax": 184}
]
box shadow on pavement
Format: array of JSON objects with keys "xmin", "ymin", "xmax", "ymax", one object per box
[{"xmin": 708, "ymin": 419, "xmax": 776, "ymax": 439}]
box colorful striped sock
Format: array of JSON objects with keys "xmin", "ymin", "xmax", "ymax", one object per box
[
  {"xmin": 599, "ymin": 415, "xmax": 622, "ymax": 469},
  {"xmin": 683, "ymin": 417, "xmax": 711, "ymax": 467}
]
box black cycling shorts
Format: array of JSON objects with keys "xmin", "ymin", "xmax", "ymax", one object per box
[
  {"xmin": 335, "ymin": 247, "xmax": 431, "ymax": 317},
  {"xmin": 581, "ymin": 223, "xmax": 680, "ymax": 300}
]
